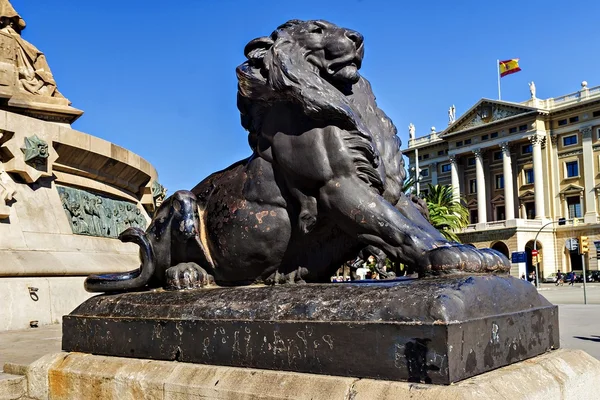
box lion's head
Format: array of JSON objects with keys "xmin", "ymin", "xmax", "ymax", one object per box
[{"xmin": 237, "ymin": 19, "xmax": 405, "ymax": 200}]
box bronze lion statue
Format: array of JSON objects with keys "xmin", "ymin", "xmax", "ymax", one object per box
[{"xmin": 85, "ymin": 19, "xmax": 510, "ymax": 292}]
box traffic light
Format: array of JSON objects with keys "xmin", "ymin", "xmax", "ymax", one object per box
[{"xmin": 579, "ymin": 236, "xmax": 589, "ymax": 254}]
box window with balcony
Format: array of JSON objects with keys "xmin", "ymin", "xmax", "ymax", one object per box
[
  {"xmin": 563, "ymin": 135, "xmax": 577, "ymax": 146},
  {"xmin": 495, "ymin": 174, "xmax": 504, "ymax": 189},
  {"xmin": 469, "ymin": 179, "xmax": 477, "ymax": 194},
  {"xmin": 525, "ymin": 169, "xmax": 534, "ymax": 184},
  {"xmin": 496, "ymin": 205, "xmax": 505, "ymax": 221},
  {"xmin": 423, "ymin": 154, "xmax": 429, "ymax": 159},
  {"xmin": 525, "ymin": 202, "xmax": 535, "ymax": 219},
  {"xmin": 565, "ymin": 161, "xmax": 579, "ymax": 178},
  {"xmin": 567, "ymin": 196, "xmax": 582, "ymax": 218},
  {"xmin": 470, "ymin": 209, "xmax": 478, "ymax": 224}
]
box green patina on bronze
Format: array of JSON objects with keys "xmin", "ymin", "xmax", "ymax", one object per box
[
  {"xmin": 57, "ymin": 185, "xmax": 147, "ymax": 238},
  {"xmin": 21, "ymin": 134, "xmax": 48, "ymax": 166}
]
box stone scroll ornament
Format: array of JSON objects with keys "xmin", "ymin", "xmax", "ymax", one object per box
[
  {"xmin": 57, "ymin": 186, "xmax": 147, "ymax": 238},
  {"xmin": 84, "ymin": 20, "xmax": 510, "ymax": 293}
]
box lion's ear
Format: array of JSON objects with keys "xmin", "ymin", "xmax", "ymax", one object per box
[{"xmin": 244, "ymin": 37, "xmax": 274, "ymax": 61}]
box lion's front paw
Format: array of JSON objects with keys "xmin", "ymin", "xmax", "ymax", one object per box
[
  {"xmin": 420, "ymin": 244, "xmax": 511, "ymax": 276},
  {"xmin": 165, "ymin": 262, "xmax": 214, "ymax": 290}
]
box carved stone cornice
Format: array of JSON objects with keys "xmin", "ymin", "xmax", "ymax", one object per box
[
  {"xmin": 449, "ymin": 155, "xmax": 459, "ymax": 164},
  {"xmin": 550, "ymin": 133, "xmax": 558, "ymax": 147},
  {"xmin": 472, "ymin": 148, "xmax": 484, "ymax": 159}
]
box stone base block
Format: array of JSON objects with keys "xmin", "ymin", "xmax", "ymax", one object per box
[
  {"xmin": 20, "ymin": 349, "xmax": 600, "ymax": 400},
  {"xmin": 63, "ymin": 275, "xmax": 559, "ymax": 384}
]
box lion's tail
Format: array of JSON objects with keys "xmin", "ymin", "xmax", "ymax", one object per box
[{"xmin": 84, "ymin": 227, "xmax": 155, "ymax": 293}]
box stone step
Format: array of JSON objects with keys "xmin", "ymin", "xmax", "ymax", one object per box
[{"xmin": 0, "ymin": 372, "xmax": 27, "ymax": 400}]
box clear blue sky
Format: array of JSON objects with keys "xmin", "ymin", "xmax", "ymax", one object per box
[{"xmin": 14, "ymin": 0, "xmax": 600, "ymax": 193}]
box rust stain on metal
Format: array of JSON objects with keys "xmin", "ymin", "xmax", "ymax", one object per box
[{"xmin": 255, "ymin": 211, "xmax": 269, "ymax": 224}]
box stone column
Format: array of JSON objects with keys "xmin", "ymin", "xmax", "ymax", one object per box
[
  {"xmin": 500, "ymin": 142, "xmax": 515, "ymax": 220},
  {"xmin": 529, "ymin": 134, "xmax": 545, "ymax": 219},
  {"xmin": 474, "ymin": 148, "xmax": 487, "ymax": 224},
  {"xmin": 581, "ymin": 126, "xmax": 597, "ymax": 223},
  {"xmin": 431, "ymin": 162, "xmax": 438, "ymax": 185},
  {"xmin": 449, "ymin": 155, "xmax": 460, "ymax": 202}
]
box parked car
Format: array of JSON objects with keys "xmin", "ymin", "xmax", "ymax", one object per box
[{"xmin": 543, "ymin": 273, "xmax": 558, "ymax": 283}]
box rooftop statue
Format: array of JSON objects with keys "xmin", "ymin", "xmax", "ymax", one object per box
[{"xmin": 84, "ymin": 19, "xmax": 510, "ymax": 292}]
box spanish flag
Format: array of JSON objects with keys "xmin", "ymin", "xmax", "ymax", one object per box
[{"xmin": 499, "ymin": 59, "xmax": 521, "ymax": 77}]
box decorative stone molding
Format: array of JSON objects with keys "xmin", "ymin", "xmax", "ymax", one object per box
[
  {"xmin": 57, "ymin": 185, "xmax": 147, "ymax": 238},
  {"xmin": 528, "ymin": 134, "xmax": 544, "ymax": 146},
  {"xmin": 499, "ymin": 141, "xmax": 511, "ymax": 155},
  {"xmin": 0, "ymin": 160, "xmax": 16, "ymax": 219},
  {"xmin": 0, "ymin": 129, "xmax": 57, "ymax": 183},
  {"xmin": 472, "ymin": 148, "xmax": 484, "ymax": 159},
  {"xmin": 449, "ymin": 154, "xmax": 459, "ymax": 164},
  {"xmin": 580, "ymin": 126, "xmax": 593, "ymax": 139},
  {"xmin": 558, "ymin": 149, "xmax": 583, "ymax": 159},
  {"xmin": 550, "ymin": 133, "xmax": 558, "ymax": 147}
]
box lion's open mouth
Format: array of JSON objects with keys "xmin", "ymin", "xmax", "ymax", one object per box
[{"xmin": 328, "ymin": 55, "xmax": 362, "ymax": 75}]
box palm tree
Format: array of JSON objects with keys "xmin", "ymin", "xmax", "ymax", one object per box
[{"xmin": 423, "ymin": 184, "xmax": 469, "ymax": 242}]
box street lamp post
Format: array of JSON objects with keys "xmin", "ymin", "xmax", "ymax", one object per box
[{"xmin": 532, "ymin": 218, "xmax": 566, "ymax": 288}]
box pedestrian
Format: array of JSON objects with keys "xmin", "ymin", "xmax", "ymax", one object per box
[
  {"xmin": 569, "ymin": 272, "xmax": 576, "ymax": 286},
  {"xmin": 556, "ymin": 270, "xmax": 563, "ymax": 286},
  {"xmin": 520, "ymin": 274, "xmax": 526, "ymax": 280}
]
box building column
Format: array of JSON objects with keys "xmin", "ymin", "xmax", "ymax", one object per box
[
  {"xmin": 431, "ymin": 162, "xmax": 438, "ymax": 185},
  {"xmin": 474, "ymin": 148, "xmax": 487, "ymax": 224},
  {"xmin": 449, "ymin": 155, "xmax": 460, "ymax": 202},
  {"xmin": 529, "ymin": 134, "xmax": 546, "ymax": 219},
  {"xmin": 500, "ymin": 142, "xmax": 515, "ymax": 220},
  {"xmin": 581, "ymin": 126, "xmax": 597, "ymax": 223}
]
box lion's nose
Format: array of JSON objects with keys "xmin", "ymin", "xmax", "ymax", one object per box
[{"xmin": 345, "ymin": 29, "xmax": 363, "ymax": 46}]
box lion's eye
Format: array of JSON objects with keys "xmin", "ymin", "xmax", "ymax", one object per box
[{"xmin": 310, "ymin": 27, "xmax": 323, "ymax": 34}]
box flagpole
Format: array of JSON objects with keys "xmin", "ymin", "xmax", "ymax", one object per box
[{"xmin": 497, "ymin": 59, "xmax": 501, "ymax": 100}]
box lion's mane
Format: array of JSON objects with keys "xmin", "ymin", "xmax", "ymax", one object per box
[{"xmin": 236, "ymin": 20, "xmax": 406, "ymax": 203}]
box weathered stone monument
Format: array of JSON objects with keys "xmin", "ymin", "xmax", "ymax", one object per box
[
  {"xmin": 58, "ymin": 20, "xmax": 573, "ymax": 396},
  {"xmin": 0, "ymin": 0, "xmax": 165, "ymax": 331}
]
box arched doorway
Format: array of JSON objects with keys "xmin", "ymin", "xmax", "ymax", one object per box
[
  {"xmin": 525, "ymin": 240, "xmax": 543, "ymax": 280},
  {"xmin": 491, "ymin": 241, "xmax": 509, "ymax": 258}
]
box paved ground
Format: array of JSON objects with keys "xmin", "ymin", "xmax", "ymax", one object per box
[{"xmin": 1, "ymin": 284, "xmax": 599, "ymax": 372}]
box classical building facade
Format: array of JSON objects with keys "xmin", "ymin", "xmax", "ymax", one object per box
[{"xmin": 405, "ymin": 81, "xmax": 600, "ymax": 279}]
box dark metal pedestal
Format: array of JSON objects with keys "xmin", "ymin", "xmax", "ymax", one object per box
[{"xmin": 62, "ymin": 275, "xmax": 559, "ymax": 384}]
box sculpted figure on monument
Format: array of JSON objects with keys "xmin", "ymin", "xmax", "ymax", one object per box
[
  {"xmin": 85, "ymin": 20, "xmax": 510, "ymax": 293},
  {"xmin": 0, "ymin": 0, "xmax": 65, "ymax": 99}
]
